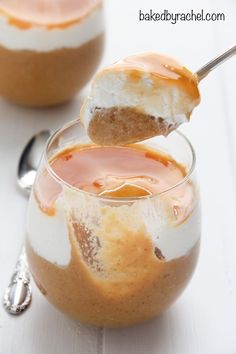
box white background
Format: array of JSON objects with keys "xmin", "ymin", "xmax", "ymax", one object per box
[{"xmin": 0, "ymin": 0, "xmax": 236, "ymax": 353}]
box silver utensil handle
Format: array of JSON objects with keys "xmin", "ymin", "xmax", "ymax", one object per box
[
  {"xmin": 196, "ymin": 45, "xmax": 236, "ymax": 81},
  {"xmin": 3, "ymin": 247, "xmax": 32, "ymax": 315}
]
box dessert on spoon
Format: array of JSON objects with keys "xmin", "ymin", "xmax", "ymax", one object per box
[{"xmin": 81, "ymin": 45, "xmax": 236, "ymax": 145}]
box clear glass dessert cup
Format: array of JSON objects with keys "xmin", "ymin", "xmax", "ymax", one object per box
[
  {"xmin": 0, "ymin": 0, "xmax": 105, "ymax": 107},
  {"xmin": 26, "ymin": 120, "xmax": 201, "ymax": 328}
]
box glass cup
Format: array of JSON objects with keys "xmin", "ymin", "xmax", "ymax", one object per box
[
  {"xmin": 0, "ymin": 0, "xmax": 105, "ymax": 107},
  {"xmin": 26, "ymin": 120, "xmax": 201, "ymax": 328}
]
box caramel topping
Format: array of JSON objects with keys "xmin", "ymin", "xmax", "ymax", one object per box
[
  {"xmin": 106, "ymin": 52, "xmax": 200, "ymax": 100},
  {"xmin": 100, "ymin": 184, "xmax": 152, "ymax": 198},
  {"xmin": 34, "ymin": 144, "xmax": 194, "ymax": 224},
  {"xmin": 50, "ymin": 144, "xmax": 186, "ymax": 196},
  {"xmin": 7, "ymin": 16, "xmax": 31, "ymax": 30},
  {"xmin": 0, "ymin": 0, "xmax": 101, "ymax": 29}
]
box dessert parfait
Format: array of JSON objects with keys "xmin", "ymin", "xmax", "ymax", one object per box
[
  {"xmin": 0, "ymin": 0, "xmax": 105, "ymax": 107},
  {"xmin": 26, "ymin": 52, "xmax": 201, "ymax": 327}
]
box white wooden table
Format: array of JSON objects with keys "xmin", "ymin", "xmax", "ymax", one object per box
[{"xmin": 0, "ymin": 0, "xmax": 236, "ymax": 353}]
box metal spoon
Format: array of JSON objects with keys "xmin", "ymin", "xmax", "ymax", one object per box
[
  {"xmin": 196, "ymin": 45, "xmax": 236, "ymax": 81},
  {"xmin": 3, "ymin": 131, "xmax": 51, "ymax": 315}
]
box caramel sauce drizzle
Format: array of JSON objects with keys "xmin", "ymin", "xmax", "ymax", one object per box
[
  {"xmin": 0, "ymin": 1, "xmax": 101, "ymax": 30},
  {"xmin": 107, "ymin": 52, "xmax": 200, "ymax": 101},
  {"xmin": 34, "ymin": 144, "xmax": 191, "ymax": 222}
]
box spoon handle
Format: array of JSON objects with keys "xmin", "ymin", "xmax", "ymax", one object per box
[
  {"xmin": 3, "ymin": 247, "xmax": 32, "ymax": 315},
  {"xmin": 196, "ymin": 45, "xmax": 236, "ymax": 81}
]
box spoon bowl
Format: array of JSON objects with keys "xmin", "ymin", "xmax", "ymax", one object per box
[{"xmin": 17, "ymin": 131, "xmax": 51, "ymax": 195}]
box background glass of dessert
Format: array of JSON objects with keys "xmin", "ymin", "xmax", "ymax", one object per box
[
  {"xmin": 0, "ymin": 0, "xmax": 105, "ymax": 107},
  {"xmin": 25, "ymin": 119, "xmax": 201, "ymax": 328}
]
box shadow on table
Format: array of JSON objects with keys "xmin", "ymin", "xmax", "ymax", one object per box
[
  {"xmin": 26, "ymin": 287, "xmax": 101, "ymax": 354},
  {"xmin": 105, "ymin": 311, "xmax": 177, "ymax": 354}
]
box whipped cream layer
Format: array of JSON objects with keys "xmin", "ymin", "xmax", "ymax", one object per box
[
  {"xmin": 0, "ymin": 7, "xmax": 104, "ymax": 51},
  {"xmin": 142, "ymin": 197, "xmax": 201, "ymax": 260},
  {"xmin": 27, "ymin": 193, "xmax": 71, "ymax": 267},
  {"xmin": 27, "ymin": 184, "xmax": 200, "ymax": 267}
]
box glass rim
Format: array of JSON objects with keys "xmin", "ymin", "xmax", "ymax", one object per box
[{"xmin": 43, "ymin": 119, "xmax": 196, "ymax": 202}]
